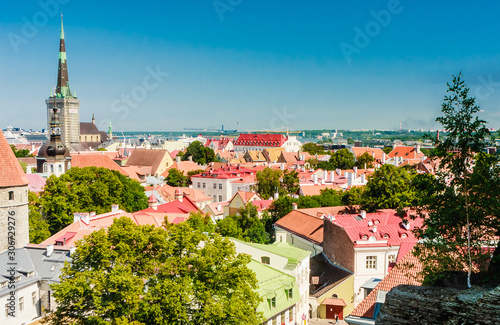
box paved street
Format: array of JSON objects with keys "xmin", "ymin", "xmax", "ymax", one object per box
[{"xmin": 310, "ymin": 318, "xmax": 348, "ymax": 325}]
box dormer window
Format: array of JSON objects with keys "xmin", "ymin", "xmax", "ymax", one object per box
[
  {"xmin": 383, "ymin": 233, "xmax": 389, "ymax": 239},
  {"xmin": 401, "ymin": 233, "xmax": 407, "ymax": 238},
  {"xmin": 15, "ymin": 276, "xmax": 21, "ymax": 282},
  {"xmin": 0, "ymin": 281, "xmax": 7, "ymax": 288},
  {"xmin": 361, "ymin": 235, "xmax": 368, "ymax": 240},
  {"xmin": 261, "ymin": 256, "xmax": 270, "ymax": 265},
  {"xmin": 287, "ymin": 288, "xmax": 293, "ymax": 299},
  {"xmin": 27, "ymin": 271, "xmax": 34, "ymax": 278}
]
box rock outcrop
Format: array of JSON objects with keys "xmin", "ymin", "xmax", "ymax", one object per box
[{"xmin": 376, "ymin": 285, "xmax": 500, "ymax": 325}]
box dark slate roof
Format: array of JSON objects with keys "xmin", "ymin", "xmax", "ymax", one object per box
[
  {"xmin": 80, "ymin": 122, "xmax": 100, "ymax": 135},
  {"xmin": 99, "ymin": 131, "xmax": 108, "ymax": 142},
  {"xmin": 310, "ymin": 252, "xmax": 353, "ymax": 298}
]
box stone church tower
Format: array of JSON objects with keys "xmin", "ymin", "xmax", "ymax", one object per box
[
  {"xmin": 0, "ymin": 130, "xmax": 29, "ymax": 252},
  {"xmin": 46, "ymin": 15, "xmax": 80, "ymax": 148}
]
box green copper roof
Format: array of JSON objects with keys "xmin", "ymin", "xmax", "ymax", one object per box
[
  {"xmin": 247, "ymin": 259, "xmax": 300, "ymax": 319},
  {"xmin": 235, "ymin": 239, "xmax": 310, "ymax": 266}
]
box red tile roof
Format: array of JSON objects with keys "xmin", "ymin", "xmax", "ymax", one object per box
[
  {"xmin": 0, "ymin": 130, "xmax": 29, "ymax": 187},
  {"xmin": 324, "ymin": 211, "xmax": 422, "ymax": 248},
  {"xmin": 349, "ymin": 247, "xmax": 422, "ymax": 319},
  {"xmin": 234, "ymin": 133, "xmax": 287, "ymax": 147},
  {"xmin": 136, "ymin": 195, "xmax": 199, "ymax": 215},
  {"xmin": 251, "ymin": 199, "xmax": 273, "ymax": 211},
  {"xmin": 145, "ymin": 185, "xmax": 212, "ymax": 204},
  {"xmin": 231, "ymin": 191, "xmax": 261, "ymax": 204},
  {"xmin": 192, "ymin": 166, "xmax": 255, "ymax": 179},
  {"xmin": 26, "ymin": 174, "xmax": 46, "ymax": 193},
  {"xmin": 71, "ymin": 153, "xmax": 128, "ymax": 175}
]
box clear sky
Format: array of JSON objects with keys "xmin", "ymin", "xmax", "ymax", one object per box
[{"xmin": 1, "ymin": 0, "xmax": 500, "ymax": 132}]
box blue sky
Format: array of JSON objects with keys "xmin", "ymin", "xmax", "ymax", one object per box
[{"xmin": 1, "ymin": 0, "xmax": 500, "ymax": 132}]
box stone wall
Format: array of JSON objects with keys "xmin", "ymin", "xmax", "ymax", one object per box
[
  {"xmin": 323, "ymin": 220, "xmax": 355, "ymax": 272},
  {"xmin": 0, "ymin": 185, "xmax": 29, "ymax": 252},
  {"xmin": 376, "ymin": 285, "xmax": 500, "ymax": 325}
]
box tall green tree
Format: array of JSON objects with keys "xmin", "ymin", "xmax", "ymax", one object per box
[
  {"xmin": 361, "ymin": 164, "xmax": 415, "ymax": 212},
  {"xmin": 48, "ymin": 217, "xmax": 263, "ymax": 325},
  {"xmin": 329, "ymin": 148, "xmax": 356, "ymax": 170},
  {"xmin": 216, "ymin": 203, "xmax": 269, "ymax": 244},
  {"xmin": 40, "ymin": 167, "xmax": 148, "ymax": 234},
  {"xmin": 355, "ymin": 152, "xmax": 375, "ymax": 168},
  {"xmin": 301, "ymin": 142, "xmax": 325, "ymax": 155},
  {"xmin": 182, "ymin": 141, "xmax": 216, "ymax": 165},
  {"xmin": 255, "ymin": 168, "xmax": 282, "ymax": 199},
  {"xmin": 28, "ymin": 191, "xmax": 51, "ymax": 244},
  {"xmin": 281, "ymin": 169, "xmax": 300, "ymax": 195},
  {"xmin": 165, "ymin": 168, "xmax": 189, "ymax": 187},
  {"xmin": 411, "ymin": 73, "xmax": 500, "ymax": 285}
]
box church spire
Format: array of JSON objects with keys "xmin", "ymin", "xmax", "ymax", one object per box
[{"xmin": 55, "ymin": 13, "xmax": 73, "ymax": 98}]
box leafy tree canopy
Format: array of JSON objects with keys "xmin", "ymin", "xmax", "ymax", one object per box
[
  {"xmin": 28, "ymin": 191, "xmax": 50, "ymax": 244},
  {"xmin": 10, "ymin": 144, "xmax": 33, "ymax": 157},
  {"xmin": 165, "ymin": 168, "xmax": 189, "ymax": 187},
  {"xmin": 182, "ymin": 141, "xmax": 216, "ymax": 165},
  {"xmin": 355, "ymin": 152, "xmax": 375, "ymax": 168},
  {"xmin": 216, "ymin": 203, "xmax": 269, "ymax": 244},
  {"xmin": 301, "ymin": 142, "xmax": 325, "ymax": 155},
  {"xmin": 329, "ymin": 148, "xmax": 356, "ymax": 170},
  {"xmin": 411, "ymin": 73, "xmax": 500, "ymax": 285},
  {"xmin": 39, "ymin": 167, "xmax": 148, "ymax": 234},
  {"xmin": 48, "ymin": 217, "xmax": 263, "ymax": 325},
  {"xmin": 361, "ymin": 164, "xmax": 415, "ymax": 212},
  {"xmin": 256, "ymin": 168, "xmax": 282, "ymax": 199}
]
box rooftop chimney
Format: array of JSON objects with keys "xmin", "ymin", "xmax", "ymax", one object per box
[
  {"xmin": 368, "ymin": 219, "xmax": 373, "ymax": 227},
  {"xmin": 313, "ymin": 174, "xmax": 318, "ymax": 185},
  {"xmin": 330, "ymin": 171, "xmax": 335, "ymax": 183},
  {"xmin": 336, "ymin": 168, "xmax": 341, "ymax": 176},
  {"xmin": 292, "ymin": 203, "xmax": 298, "ymax": 210},
  {"xmin": 176, "ymin": 156, "xmax": 181, "ymax": 163},
  {"xmin": 402, "ymin": 220, "xmax": 411, "ymax": 230},
  {"xmin": 111, "ymin": 204, "xmax": 119, "ymax": 212},
  {"xmin": 361, "ymin": 174, "xmax": 366, "ymax": 183},
  {"xmin": 360, "ymin": 210, "xmax": 367, "ymax": 219},
  {"xmin": 46, "ymin": 244, "xmax": 54, "ymax": 257},
  {"xmin": 372, "ymin": 225, "xmax": 378, "ymax": 233},
  {"xmin": 81, "ymin": 213, "xmax": 90, "ymax": 225},
  {"xmin": 353, "ymin": 166, "xmax": 358, "ymax": 174},
  {"xmin": 217, "ymin": 204, "xmax": 221, "ymax": 212}
]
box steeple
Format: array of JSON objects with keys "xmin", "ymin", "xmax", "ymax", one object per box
[{"xmin": 55, "ymin": 13, "xmax": 73, "ymax": 98}]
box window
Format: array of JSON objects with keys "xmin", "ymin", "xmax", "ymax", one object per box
[
  {"xmin": 280, "ymin": 311, "xmax": 286, "ymax": 324},
  {"xmin": 19, "ymin": 297, "xmax": 24, "ymax": 312},
  {"xmin": 213, "ymin": 195, "xmax": 217, "ymax": 202},
  {"xmin": 218, "ymin": 195, "xmax": 222, "ymax": 202},
  {"xmin": 388, "ymin": 254, "xmax": 396, "ymax": 264},
  {"xmin": 236, "ymin": 201, "xmax": 240, "ymax": 208},
  {"xmin": 202, "ymin": 183, "xmax": 206, "ymax": 188},
  {"xmin": 261, "ymin": 256, "xmax": 270, "ymax": 265},
  {"xmin": 32, "ymin": 291, "xmax": 36, "ymax": 305},
  {"xmin": 213, "ymin": 183, "xmax": 217, "ymax": 189},
  {"xmin": 197, "ymin": 182, "xmax": 200, "ymax": 188},
  {"xmin": 366, "ymin": 256, "xmax": 377, "ymax": 269},
  {"xmin": 271, "ymin": 297, "xmax": 276, "ymax": 308},
  {"xmin": 287, "ymin": 288, "xmax": 293, "ymax": 299},
  {"xmin": 8, "ymin": 191, "xmax": 14, "ymax": 200},
  {"xmin": 289, "ymin": 308, "xmax": 293, "ymax": 321},
  {"xmin": 272, "ymin": 317, "xmax": 277, "ymax": 325},
  {"xmin": 219, "ymin": 183, "xmax": 222, "ymax": 189}
]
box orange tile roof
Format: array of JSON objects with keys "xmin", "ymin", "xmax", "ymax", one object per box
[
  {"xmin": 349, "ymin": 247, "xmax": 422, "ymax": 319},
  {"xmin": 300, "ymin": 184, "xmax": 344, "ymax": 196},
  {"xmin": 71, "ymin": 153, "xmax": 127, "ymax": 175},
  {"xmin": 351, "ymin": 147, "xmax": 386, "ymax": 161},
  {"xmin": 274, "ymin": 210, "xmax": 324, "ymax": 245},
  {"xmin": 233, "ymin": 191, "xmax": 261, "ymax": 203},
  {"xmin": 145, "ymin": 185, "xmax": 212, "ymax": 203},
  {"xmin": 388, "ymin": 146, "xmax": 425, "ymax": 160},
  {"xmin": 0, "ymin": 130, "xmax": 29, "ymax": 187}
]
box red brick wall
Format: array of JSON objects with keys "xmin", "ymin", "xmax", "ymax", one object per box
[{"xmin": 323, "ymin": 219, "xmax": 355, "ymax": 272}]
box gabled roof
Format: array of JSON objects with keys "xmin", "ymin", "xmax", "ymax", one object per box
[
  {"xmin": 274, "ymin": 210, "xmax": 325, "ymax": 246},
  {"xmin": 0, "ymin": 130, "xmax": 29, "ymax": 187},
  {"xmin": 71, "ymin": 153, "xmax": 127, "ymax": 175},
  {"xmin": 278, "ymin": 152, "xmax": 299, "ymax": 164},
  {"xmin": 80, "ymin": 122, "xmax": 101, "ymax": 135},
  {"xmin": 251, "ymin": 199, "xmax": 273, "ymax": 211},
  {"xmin": 230, "ymin": 191, "xmax": 262, "ymax": 204},
  {"xmin": 351, "ymin": 147, "xmax": 386, "ymax": 162},
  {"xmin": 299, "ymin": 184, "xmax": 344, "ymax": 196},
  {"xmin": 125, "ymin": 148, "xmax": 171, "ymax": 175},
  {"xmin": 244, "ymin": 150, "xmax": 267, "ymax": 162},
  {"xmin": 247, "ymin": 259, "xmax": 300, "ymax": 320},
  {"xmin": 263, "ymin": 147, "xmax": 285, "ymax": 163},
  {"xmin": 136, "ymin": 195, "xmax": 199, "ymax": 215},
  {"xmin": 349, "ymin": 247, "xmax": 422, "ymax": 319},
  {"xmin": 145, "ymin": 185, "xmax": 212, "ymax": 204}
]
